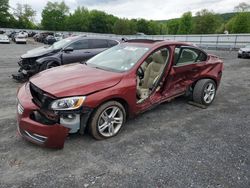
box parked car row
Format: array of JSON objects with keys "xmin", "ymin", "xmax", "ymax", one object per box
[
  {"xmin": 14, "ymin": 38, "xmax": 224, "ymax": 149},
  {"xmin": 0, "ymin": 32, "xmax": 27, "ymax": 44},
  {"xmin": 34, "ymin": 32, "xmax": 66, "ymax": 45}
]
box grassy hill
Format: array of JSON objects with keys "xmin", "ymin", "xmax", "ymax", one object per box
[{"xmin": 156, "ymin": 12, "xmax": 237, "ymax": 24}]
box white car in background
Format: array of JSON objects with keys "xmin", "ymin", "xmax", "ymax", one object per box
[
  {"xmin": 54, "ymin": 33, "xmax": 63, "ymax": 41},
  {"xmin": 15, "ymin": 33, "xmax": 27, "ymax": 44},
  {"xmin": 0, "ymin": 34, "xmax": 10, "ymax": 43},
  {"xmin": 238, "ymin": 45, "xmax": 250, "ymax": 58}
]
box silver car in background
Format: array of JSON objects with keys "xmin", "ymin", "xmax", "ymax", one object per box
[
  {"xmin": 0, "ymin": 34, "xmax": 10, "ymax": 44},
  {"xmin": 238, "ymin": 45, "xmax": 250, "ymax": 58}
]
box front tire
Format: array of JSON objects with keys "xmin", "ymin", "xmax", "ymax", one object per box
[
  {"xmin": 39, "ymin": 61, "xmax": 59, "ymax": 72},
  {"xmin": 193, "ymin": 79, "xmax": 216, "ymax": 106},
  {"xmin": 89, "ymin": 101, "xmax": 126, "ymax": 140}
]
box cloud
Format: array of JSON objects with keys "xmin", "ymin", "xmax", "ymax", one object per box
[{"xmin": 9, "ymin": 0, "xmax": 245, "ymax": 22}]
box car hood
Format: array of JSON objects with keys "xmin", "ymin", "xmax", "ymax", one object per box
[
  {"xmin": 21, "ymin": 46, "xmax": 57, "ymax": 59},
  {"xmin": 30, "ymin": 63, "xmax": 123, "ymax": 97},
  {"xmin": 240, "ymin": 48, "xmax": 250, "ymax": 52}
]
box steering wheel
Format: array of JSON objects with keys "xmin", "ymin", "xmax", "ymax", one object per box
[{"xmin": 137, "ymin": 67, "xmax": 144, "ymax": 79}]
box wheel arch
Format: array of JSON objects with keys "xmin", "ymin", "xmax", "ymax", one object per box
[
  {"xmin": 36, "ymin": 56, "xmax": 61, "ymax": 66},
  {"xmin": 88, "ymin": 96, "xmax": 130, "ymax": 120},
  {"xmin": 84, "ymin": 97, "xmax": 130, "ymax": 133},
  {"xmin": 192, "ymin": 76, "xmax": 218, "ymax": 89}
]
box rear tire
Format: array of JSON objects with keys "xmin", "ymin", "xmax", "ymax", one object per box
[
  {"xmin": 193, "ymin": 79, "xmax": 216, "ymax": 106},
  {"xmin": 89, "ymin": 101, "xmax": 126, "ymax": 140}
]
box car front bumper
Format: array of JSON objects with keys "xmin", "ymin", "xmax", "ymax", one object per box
[
  {"xmin": 0, "ymin": 39, "xmax": 10, "ymax": 43},
  {"xmin": 12, "ymin": 59, "xmax": 38, "ymax": 82},
  {"xmin": 238, "ymin": 51, "xmax": 250, "ymax": 57},
  {"xmin": 17, "ymin": 83, "xmax": 70, "ymax": 149}
]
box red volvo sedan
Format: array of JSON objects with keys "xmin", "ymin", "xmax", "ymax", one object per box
[{"xmin": 17, "ymin": 39, "xmax": 223, "ymax": 148}]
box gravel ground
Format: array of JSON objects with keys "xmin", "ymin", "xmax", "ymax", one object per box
[{"xmin": 0, "ymin": 41, "xmax": 249, "ymax": 188}]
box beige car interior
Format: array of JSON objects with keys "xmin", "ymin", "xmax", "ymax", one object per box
[{"xmin": 137, "ymin": 49, "xmax": 169, "ymax": 103}]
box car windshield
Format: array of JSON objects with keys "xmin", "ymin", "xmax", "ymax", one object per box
[
  {"xmin": 87, "ymin": 44, "xmax": 149, "ymax": 72},
  {"xmin": 49, "ymin": 37, "xmax": 74, "ymax": 50},
  {"xmin": 245, "ymin": 45, "xmax": 250, "ymax": 48}
]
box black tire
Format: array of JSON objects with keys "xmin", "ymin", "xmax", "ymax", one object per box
[
  {"xmin": 238, "ymin": 55, "xmax": 241, "ymax": 58},
  {"xmin": 193, "ymin": 79, "xmax": 216, "ymax": 106},
  {"xmin": 89, "ymin": 101, "xmax": 126, "ymax": 140},
  {"xmin": 39, "ymin": 61, "xmax": 59, "ymax": 72}
]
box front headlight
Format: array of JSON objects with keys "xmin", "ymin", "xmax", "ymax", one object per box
[{"xmin": 50, "ymin": 96, "xmax": 86, "ymax": 111}]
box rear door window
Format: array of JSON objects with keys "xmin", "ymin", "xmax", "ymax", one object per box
[
  {"xmin": 175, "ymin": 47, "xmax": 207, "ymax": 66},
  {"xmin": 90, "ymin": 39, "xmax": 109, "ymax": 48},
  {"xmin": 68, "ymin": 39, "xmax": 89, "ymax": 50}
]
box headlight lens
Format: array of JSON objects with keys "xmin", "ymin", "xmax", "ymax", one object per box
[{"xmin": 50, "ymin": 96, "xmax": 86, "ymax": 110}]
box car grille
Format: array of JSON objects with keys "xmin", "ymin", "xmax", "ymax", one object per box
[{"xmin": 29, "ymin": 82, "xmax": 54, "ymax": 109}]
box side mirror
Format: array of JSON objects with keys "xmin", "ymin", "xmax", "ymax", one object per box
[{"xmin": 63, "ymin": 47, "xmax": 74, "ymax": 53}]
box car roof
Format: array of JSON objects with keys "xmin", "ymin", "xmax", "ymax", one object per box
[
  {"xmin": 68, "ymin": 35, "xmax": 121, "ymax": 42},
  {"xmin": 123, "ymin": 39, "xmax": 196, "ymax": 48}
]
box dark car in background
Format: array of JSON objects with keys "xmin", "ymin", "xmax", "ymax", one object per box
[
  {"xmin": 12, "ymin": 36, "xmax": 120, "ymax": 81},
  {"xmin": 44, "ymin": 35, "xmax": 57, "ymax": 45},
  {"xmin": 35, "ymin": 32, "xmax": 54, "ymax": 43}
]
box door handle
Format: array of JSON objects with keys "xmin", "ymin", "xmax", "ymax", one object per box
[{"xmin": 84, "ymin": 51, "xmax": 91, "ymax": 53}]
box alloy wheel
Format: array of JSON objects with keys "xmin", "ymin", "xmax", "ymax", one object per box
[
  {"xmin": 97, "ymin": 106, "xmax": 124, "ymax": 137},
  {"xmin": 203, "ymin": 83, "xmax": 215, "ymax": 104}
]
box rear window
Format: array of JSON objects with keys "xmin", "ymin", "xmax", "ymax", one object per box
[{"xmin": 108, "ymin": 40, "xmax": 118, "ymax": 47}]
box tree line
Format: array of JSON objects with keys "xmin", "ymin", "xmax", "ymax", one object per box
[{"xmin": 1, "ymin": 0, "xmax": 250, "ymax": 35}]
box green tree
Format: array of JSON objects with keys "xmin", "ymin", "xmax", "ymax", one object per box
[
  {"xmin": 193, "ymin": 9, "xmax": 222, "ymax": 34},
  {"xmin": 177, "ymin": 12, "xmax": 193, "ymax": 34},
  {"xmin": 148, "ymin": 21, "xmax": 161, "ymax": 35},
  {"xmin": 66, "ymin": 7, "xmax": 89, "ymax": 31},
  {"xmin": 88, "ymin": 10, "xmax": 116, "ymax": 33},
  {"xmin": 113, "ymin": 19, "xmax": 131, "ymax": 34},
  {"xmin": 166, "ymin": 19, "xmax": 179, "ymax": 34},
  {"xmin": 0, "ymin": 0, "xmax": 13, "ymax": 27},
  {"xmin": 13, "ymin": 3, "xmax": 36, "ymax": 29},
  {"xmin": 41, "ymin": 1, "xmax": 69, "ymax": 30},
  {"xmin": 225, "ymin": 2, "xmax": 250, "ymax": 33},
  {"xmin": 231, "ymin": 12, "xmax": 250, "ymax": 33},
  {"xmin": 136, "ymin": 19, "xmax": 149, "ymax": 34}
]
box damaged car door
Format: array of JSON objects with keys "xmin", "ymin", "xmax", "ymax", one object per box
[{"xmin": 62, "ymin": 39, "xmax": 92, "ymax": 64}]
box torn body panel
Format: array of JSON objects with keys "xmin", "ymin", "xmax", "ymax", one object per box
[{"xmin": 17, "ymin": 83, "xmax": 92, "ymax": 149}]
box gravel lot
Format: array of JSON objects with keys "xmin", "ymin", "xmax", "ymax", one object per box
[{"xmin": 0, "ymin": 41, "xmax": 249, "ymax": 188}]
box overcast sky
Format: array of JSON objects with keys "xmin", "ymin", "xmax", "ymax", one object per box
[{"xmin": 9, "ymin": 0, "xmax": 249, "ymax": 22}]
